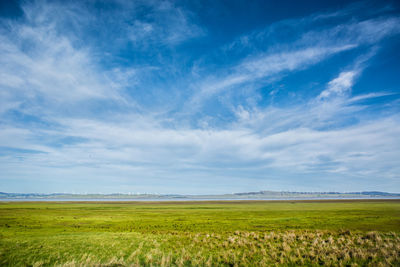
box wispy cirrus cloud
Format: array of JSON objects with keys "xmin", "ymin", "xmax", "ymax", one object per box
[
  {"xmin": 187, "ymin": 14, "xmax": 400, "ymax": 111},
  {"xmin": 0, "ymin": 0, "xmax": 205, "ymax": 116}
]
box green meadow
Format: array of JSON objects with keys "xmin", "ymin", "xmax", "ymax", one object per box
[{"xmin": 0, "ymin": 200, "xmax": 399, "ymax": 266}]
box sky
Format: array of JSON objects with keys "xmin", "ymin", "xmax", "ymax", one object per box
[{"xmin": 0, "ymin": 0, "xmax": 400, "ymax": 194}]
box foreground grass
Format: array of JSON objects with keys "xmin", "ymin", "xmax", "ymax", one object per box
[{"xmin": 0, "ymin": 200, "xmax": 399, "ymax": 266}]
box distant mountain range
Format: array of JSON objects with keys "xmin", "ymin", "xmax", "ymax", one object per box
[{"xmin": 0, "ymin": 191, "xmax": 399, "ymax": 200}]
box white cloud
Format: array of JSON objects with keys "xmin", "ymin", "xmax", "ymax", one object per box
[
  {"xmin": 0, "ymin": 0, "xmax": 205, "ymax": 113},
  {"xmin": 348, "ymin": 92, "xmax": 396, "ymax": 102},
  {"xmin": 318, "ymin": 47, "xmax": 379, "ymax": 101},
  {"xmin": 240, "ymin": 46, "xmax": 354, "ymax": 75},
  {"xmin": 189, "ymin": 44, "xmax": 356, "ymax": 108},
  {"xmin": 1, "ymin": 113, "xmax": 399, "ymax": 192},
  {"xmin": 113, "ymin": 0, "xmax": 205, "ymax": 46},
  {"xmin": 0, "ymin": 18, "xmax": 119, "ymax": 111},
  {"xmin": 298, "ymin": 17, "xmax": 400, "ymax": 48},
  {"xmin": 189, "ymin": 14, "xmax": 400, "ymax": 109},
  {"xmin": 318, "ymin": 71, "xmax": 358, "ymax": 99}
]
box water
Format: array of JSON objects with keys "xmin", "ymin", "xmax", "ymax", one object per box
[{"xmin": 0, "ymin": 197, "xmax": 399, "ymax": 202}]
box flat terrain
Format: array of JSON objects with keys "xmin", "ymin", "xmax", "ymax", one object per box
[{"xmin": 0, "ymin": 199, "xmax": 399, "ymax": 266}]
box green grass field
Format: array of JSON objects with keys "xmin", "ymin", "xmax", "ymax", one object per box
[{"xmin": 0, "ymin": 200, "xmax": 399, "ymax": 266}]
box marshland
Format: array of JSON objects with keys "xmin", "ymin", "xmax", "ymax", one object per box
[{"xmin": 0, "ymin": 199, "xmax": 399, "ymax": 266}]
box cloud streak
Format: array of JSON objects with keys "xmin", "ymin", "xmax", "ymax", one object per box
[{"xmin": 188, "ymin": 15, "xmax": 400, "ymax": 110}]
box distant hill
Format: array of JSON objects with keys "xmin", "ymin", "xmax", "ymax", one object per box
[{"xmin": 0, "ymin": 191, "xmax": 399, "ymax": 200}]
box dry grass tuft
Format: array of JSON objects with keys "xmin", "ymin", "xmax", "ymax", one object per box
[{"xmin": 31, "ymin": 230, "xmax": 399, "ymax": 266}]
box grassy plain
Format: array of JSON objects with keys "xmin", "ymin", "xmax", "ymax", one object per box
[{"xmin": 0, "ymin": 199, "xmax": 399, "ymax": 266}]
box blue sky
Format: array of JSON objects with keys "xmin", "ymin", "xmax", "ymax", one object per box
[{"xmin": 0, "ymin": 0, "xmax": 400, "ymax": 194}]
